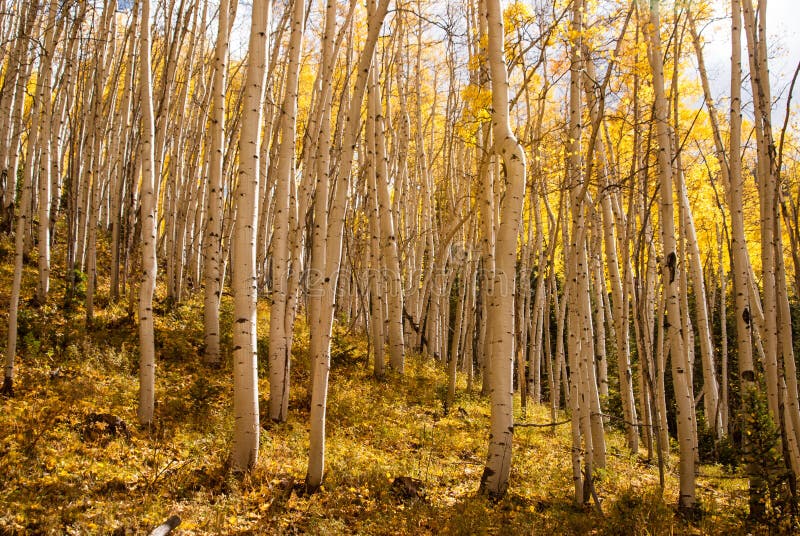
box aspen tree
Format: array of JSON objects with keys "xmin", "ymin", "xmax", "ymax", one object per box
[
  {"xmin": 628, "ymin": 35, "xmax": 665, "ymax": 459},
  {"xmin": 366, "ymin": 83, "xmax": 387, "ymax": 377},
  {"xmin": 642, "ymin": 0, "xmax": 696, "ymax": 511},
  {"xmin": 560, "ymin": 191, "xmax": 586, "ymax": 503},
  {"xmin": 297, "ymin": 5, "xmax": 358, "ymax": 389},
  {"xmin": 742, "ymin": 0, "xmax": 781, "ymax": 423},
  {"xmin": 600, "ymin": 185, "xmax": 638, "ymax": 452},
  {"xmin": 203, "ymin": 0, "xmax": 237, "ymax": 366},
  {"xmin": 411, "ymin": 3, "xmax": 437, "ymax": 357},
  {"xmin": 0, "ymin": 1, "xmax": 37, "ymax": 233},
  {"xmin": 447, "ymin": 239, "xmax": 471, "ymax": 412},
  {"xmin": 580, "ymin": 37, "xmax": 640, "ymax": 452},
  {"xmin": 741, "ymin": 0, "xmax": 800, "ymax": 480},
  {"xmin": 86, "ymin": 2, "xmax": 116, "ymax": 323},
  {"xmin": 268, "ymin": 0, "xmax": 304, "ymax": 422},
  {"xmin": 36, "ymin": 0, "xmax": 62, "ymax": 304},
  {"xmin": 306, "ymin": 0, "xmax": 391, "ymax": 491},
  {"xmin": 230, "ymin": 0, "xmax": 272, "ymax": 471},
  {"xmin": 716, "ymin": 228, "xmax": 730, "ymax": 434},
  {"xmin": 152, "ymin": 0, "xmax": 191, "ymax": 215},
  {"xmin": 373, "ymin": 67, "xmax": 405, "ymax": 374},
  {"xmin": 306, "ymin": 0, "xmax": 350, "ymax": 414},
  {"xmin": 138, "ymin": 0, "xmax": 158, "ymax": 426},
  {"xmin": 255, "ymin": 10, "xmax": 292, "ymax": 290},
  {"xmin": 668, "ymin": 19, "xmax": 722, "ymax": 437},
  {"xmin": 479, "ymin": 0, "xmax": 526, "ymax": 499},
  {"xmin": 471, "ymin": 0, "xmax": 494, "ymax": 395},
  {"xmin": 591, "ymin": 233, "xmax": 608, "ymax": 400},
  {"xmin": 516, "ymin": 194, "xmax": 533, "ymax": 410},
  {"xmin": 3, "ymin": 1, "xmax": 42, "ymax": 396},
  {"xmin": 527, "ymin": 197, "xmax": 545, "ymax": 406},
  {"xmin": 164, "ymin": 0, "xmax": 202, "ymax": 305},
  {"xmin": 727, "ymin": 2, "xmax": 768, "ymax": 514},
  {"xmin": 111, "ymin": 6, "xmax": 139, "ymax": 301},
  {"xmin": 571, "ymin": 0, "xmax": 604, "ymax": 490}
]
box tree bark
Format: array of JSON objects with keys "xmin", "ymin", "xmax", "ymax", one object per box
[
  {"xmin": 203, "ymin": 0, "xmax": 236, "ymax": 365},
  {"xmin": 479, "ymin": 0, "xmax": 527, "ymax": 500},
  {"xmin": 643, "ymin": 0, "xmax": 696, "ymax": 511},
  {"xmin": 138, "ymin": 0, "xmax": 158, "ymax": 426},
  {"xmin": 231, "ymin": 0, "xmax": 271, "ymax": 471}
]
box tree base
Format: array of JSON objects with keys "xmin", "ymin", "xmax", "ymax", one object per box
[
  {"xmin": 677, "ymin": 501, "xmax": 703, "ymax": 522},
  {"xmin": 1, "ymin": 376, "xmax": 13, "ymax": 397},
  {"xmin": 478, "ymin": 467, "xmax": 505, "ymax": 502},
  {"xmin": 304, "ymin": 477, "xmax": 321, "ymax": 495}
]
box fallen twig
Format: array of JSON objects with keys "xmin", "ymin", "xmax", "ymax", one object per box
[{"xmin": 514, "ymin": 418, "xmax": 572, "ymax": 429}]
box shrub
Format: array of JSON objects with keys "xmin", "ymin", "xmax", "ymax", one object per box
[{"xmin": 740, "ymin": 386, "xmax": 797, "ymax": 529}]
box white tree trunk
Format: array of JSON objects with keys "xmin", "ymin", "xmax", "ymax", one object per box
[
  {"xmin": 231, "ymin": 0, "xmax": 271, "ymax": 471},
  {"xmin": 479, "ymin": 0, "xmax": 526, "ymax": 499},
  {"xmin": 36, "ymin": 0, "xmax": 61, "ymax": 304},
  {"xmin": 600, "ymin": 189, "xmax": 639, "ymax": 452},
  {"xmin": 373, "ymin": 80, "xmax": 405, "ymax": 373},
  {"xmin": 306, "ymin": 0, "xmax": 391, "ymax": 490},
  {"xmin": 268, "ymin": 0, "xmax": 304, "ymax": 422},
  {"xmin": 203, "ymin": 0, "xmax": 236, "ymax": 365},
  {"xmin": 643, "ymin": 0, "xmax": 696, "ymax": 510}
]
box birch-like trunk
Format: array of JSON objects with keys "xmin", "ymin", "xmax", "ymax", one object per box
[
  {"xmin": 742, "ymin": 0, "xmax": 800, "ymax": 480},
  {"xmin": 306, "ymin": 0, "xmax": 391, "ymax": 490},
  {"xmin": 600, "ymin": 188, "xmax": 638, "ymax": 452},
  {"xmin": 203, "ymin": 0, "xmax": 236, "ymax": 365},
  {"xmin": 643, "ymin": 0, "xmax": 696, "ymax": 510},
  {"xmin": 231, "ymin": 0, "xmax": 271, "ymax": 471},
  {"xmin": 85, "ymin": 4, "xmax": 115, "ymax": 323},
  {"xmin": 268, "ymin": 0, "xmax": 304, "ymax": 422},
  {"xmin": 3, "ymin": 0, "xmax": 43, "ymax": 395},
  {"xmin": 36, "ymin": 0, "xmax": 61, "ymax": 304},
  {"xmin": 373, "ymin": 78, "xmax": 405, "ymax": 373},
  {"xmin": 306, "ymin": 1, "xmax": 337, "ymax": 491},
  {"xmin": 138, "ymin": 0, "xmax": 158, "ymax": 426},
  {"xmin": 479, "ymin": 0, "xmax": 526, "ymax": 499},
  {"xmin": 366, "ymin": 97, "xmax": 386, "ymax": 377}
]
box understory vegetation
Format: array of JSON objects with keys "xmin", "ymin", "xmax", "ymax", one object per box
[{"xmin": 0, "ymin": 236, "xmax": 753, "ymax": 535}]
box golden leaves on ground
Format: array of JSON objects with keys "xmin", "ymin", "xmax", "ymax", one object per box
[{"xmin": 0, "ymin": 292, "xmax": 748, "ymax": 534}]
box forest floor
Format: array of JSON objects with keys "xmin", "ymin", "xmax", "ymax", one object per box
[{"xmin": 0, "ymin": 238, "xmax": 753, "ymax": 535}]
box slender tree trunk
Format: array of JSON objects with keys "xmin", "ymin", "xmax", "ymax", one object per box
[
  {"xmin": 204, "ymin": 0, "xmax": 236, "ymax": 365},
  {"xmin": 3, "ymin": 0, "xmax": 43, "ymax": 395},
  {"xmin": 138, "ymin": 0, "xmax": 158, "ymax": 426},
  {"xmin": 86, "ymin": 4, "xmax": 115, "ymax": 323},
  {"xmin": 373, "ymin": 75, "xmax": 405, "ymax": 373},
  {"xmin": 268, "ymin": 0, "xmax": 304, "ymax": 422},
  {"xmin": 366, "ymin": 101, "xmax": 386, "ymax": 377},
  {"xmin": 601, "ymin": 187, "xmax": 639, "ymax": 452},
  {"xmin": 479, "ymin": 0, "xmax": 527, "ymax": 500},
  {"xmin": 231, "ymin": 0, "xmax": 271, "ymax": 471},
  {"xmin": 305, "ymin": 0, "xmax": 391, "ymax": 490},
  {"xmin": 111, "ymin": 8, "xmax": 138, "ymax": 302},
  {"xmin": 36, "ymin": 0, "xmax": 61, "ymax": 304},
  {"xmin": 718, "ymin": 229, "xmax": 729, "ymax": 434},
  {"xmin": 643, "ymin": 0, "xmax": 696, "ymax": 511}
]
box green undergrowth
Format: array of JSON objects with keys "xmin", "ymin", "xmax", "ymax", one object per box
[{"xmin": 0, "ymin": 237, "xmax": 753, "ymax": 534}]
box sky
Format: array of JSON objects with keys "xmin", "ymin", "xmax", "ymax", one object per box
[{"xmin": 699, "ymin": 0, "xmax": 800, "ymax": 124}]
